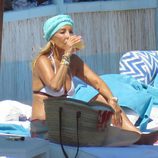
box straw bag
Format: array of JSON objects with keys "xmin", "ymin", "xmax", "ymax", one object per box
[
  {"xmin": 44, "ymin": 98, "xmax": 140, "ymax": 148},
  {"xmin": 44, "ymin": 97, "xmax": 114, "ymax": 146}
]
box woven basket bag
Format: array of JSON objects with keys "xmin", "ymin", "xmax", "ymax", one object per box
[{"xmin": 44, "ymin": 97, "xmax": 140, "ymax": 148}]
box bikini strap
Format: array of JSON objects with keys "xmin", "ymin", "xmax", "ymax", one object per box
[{"xmin": 49, "ymin": 52, "xmax": 57, "ymax": 74}]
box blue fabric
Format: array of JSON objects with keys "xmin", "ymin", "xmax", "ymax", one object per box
[
  {"xmin": 71, "ymin": 74, "xmax": 158, "ymax": 131},
  {"xmin": 70, "ymin": 77, "xmax": 98, "ymax": 102},
  {"xmin": 0, "ymin": 124, "xmax": 30, "ymax": 136}
]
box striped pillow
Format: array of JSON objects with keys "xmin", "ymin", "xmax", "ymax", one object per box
[{"xmin": 119, "ymin": 51, "xmax": 158, "ymax": 85}]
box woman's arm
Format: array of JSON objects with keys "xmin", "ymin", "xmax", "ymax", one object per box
[
  {"xmin": 34, "ymin": 55, "xmax": 69, "ymax": 91},
  {"xmin": 72, "ymin": 55, "xmax": 122, "ymax": 127},
  {"xmin": 72, "ymin": 55, "xmax": 114, "ymax": 102}
]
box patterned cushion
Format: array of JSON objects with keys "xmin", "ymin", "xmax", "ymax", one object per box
[{"xmin": 119, "ymin": 51, "xmax": 158, "ymax": 85}]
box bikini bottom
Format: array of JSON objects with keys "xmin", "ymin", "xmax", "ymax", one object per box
[{"xmin": 30, "ymin": 119, "xmax": 48, "ymax": 140}]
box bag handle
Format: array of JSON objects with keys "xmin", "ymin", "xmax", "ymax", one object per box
[
  {"xmin": 75, "ymin": 111, "xmax": 81, "ymax": 158},
  {"xmin": 59, "ymin": 107, "xmax": 81, "ymax": 158}
]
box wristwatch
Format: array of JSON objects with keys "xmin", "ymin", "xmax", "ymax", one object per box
[{"xmin": 109, "ymin": 97, "xmax": 118, "ymax": 103}]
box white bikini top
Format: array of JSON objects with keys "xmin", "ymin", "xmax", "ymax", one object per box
[{"xmin": 39, "ymin": 53, "xmax": 75, "ymax": 97}]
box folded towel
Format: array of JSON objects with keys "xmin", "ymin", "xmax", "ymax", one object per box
[{"xmin": 0, "ymin": 123, "xmax": 30, "ymax": 136}]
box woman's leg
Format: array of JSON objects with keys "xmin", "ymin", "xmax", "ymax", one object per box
[
  {"xmin": 31, "ymin": 119, "xmax": 48, "ymax": 139},
  {"xmin": 135, "ymin": 131, "xmax": 158, "ymax": 145},
  {"xmin": 31, "ymin": 94, "xmax": 49, "ymax": 139},
  {"xmin": 31, "ymin": 93, "xmax": 48, "ymax": 120},
  {"xmin": 89, "ymin": 94, "xmax": 141, "ymax": 134}
]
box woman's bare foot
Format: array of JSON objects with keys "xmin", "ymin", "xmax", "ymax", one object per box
[
  {"xmin": 135, "ymin": 132, "xmax": 158, "ymax": 145},
  {"xmin": 118, "ymin": 107, "xmax": 141, "ymax": 134}
]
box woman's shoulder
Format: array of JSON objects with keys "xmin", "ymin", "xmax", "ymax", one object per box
[
  {"xmin": 70, "ymin": 54, "xmax": 84, "ymax": 74},
  {"xmin": 70, "ymin": 54, "xmax": 83, "ymax": 66},
  {"xmin": 38, "ymin": 54, "xmax": 50, "ymax": 61},
  {"xmin": 35, "ymin": 54, "xmax": 52, "ymax": 66},
  {"xmin": 71, "ymin": 54, "xmax": 83, "ymax": 62}
]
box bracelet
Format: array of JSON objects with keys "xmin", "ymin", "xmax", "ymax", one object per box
[
  {"xmin": 109, "ymin": 97, "xmax": 118, "ymax": 103},
  {"xmin": 60, "ymin": 58, "xmax": 70, "ymax": 66},
  {"xmin": 60, "ymin": 54, "xmax": 71, "ymax": 66},
  {"xmin": 62, "ymin": 54, "xmax": 70, "ymax": 63}
]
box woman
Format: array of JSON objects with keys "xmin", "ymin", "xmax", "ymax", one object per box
[{"xmin": 31, "ymin": 14, "xmax": 156, "ymax": 143}]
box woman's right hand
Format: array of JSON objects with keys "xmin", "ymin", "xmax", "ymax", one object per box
[
  {"xmin": 64, "ymin": 35, "xmax": 84, "ymax": 54},
  {"xmin": 108, "ymin": 99, "xmax": 123, "ymax": 128}
]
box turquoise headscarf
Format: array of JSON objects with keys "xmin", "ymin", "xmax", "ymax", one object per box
[{"xmin": 43, "ymin": 14, "xmax": 74, "ymax": 41}]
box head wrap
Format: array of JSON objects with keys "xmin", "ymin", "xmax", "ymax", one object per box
[{"xmin": 43, "ymin": 14, "xmax": 74, "ymax": 41}]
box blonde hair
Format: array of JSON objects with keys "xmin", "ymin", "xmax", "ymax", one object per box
[{"xmin": 32, "ymin": 41, "xmax": 59, "ymax": 69}]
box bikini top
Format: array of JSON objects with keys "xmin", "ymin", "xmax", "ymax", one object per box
[{"xmin": 39, "ymin": 53, "xmax": 75, "ymax": 97}]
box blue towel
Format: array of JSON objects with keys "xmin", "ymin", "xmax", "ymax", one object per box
[
  {"xmin": 71, "ymin": 74, "xmax": 158, "ymax": 131},
  {"xmin": 70, "ymin": 77, "xmax": 98, "ymax": 103},
  {"xmin": 0, "ymin": 124, "xmax": 30, "ymax": 136}
]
